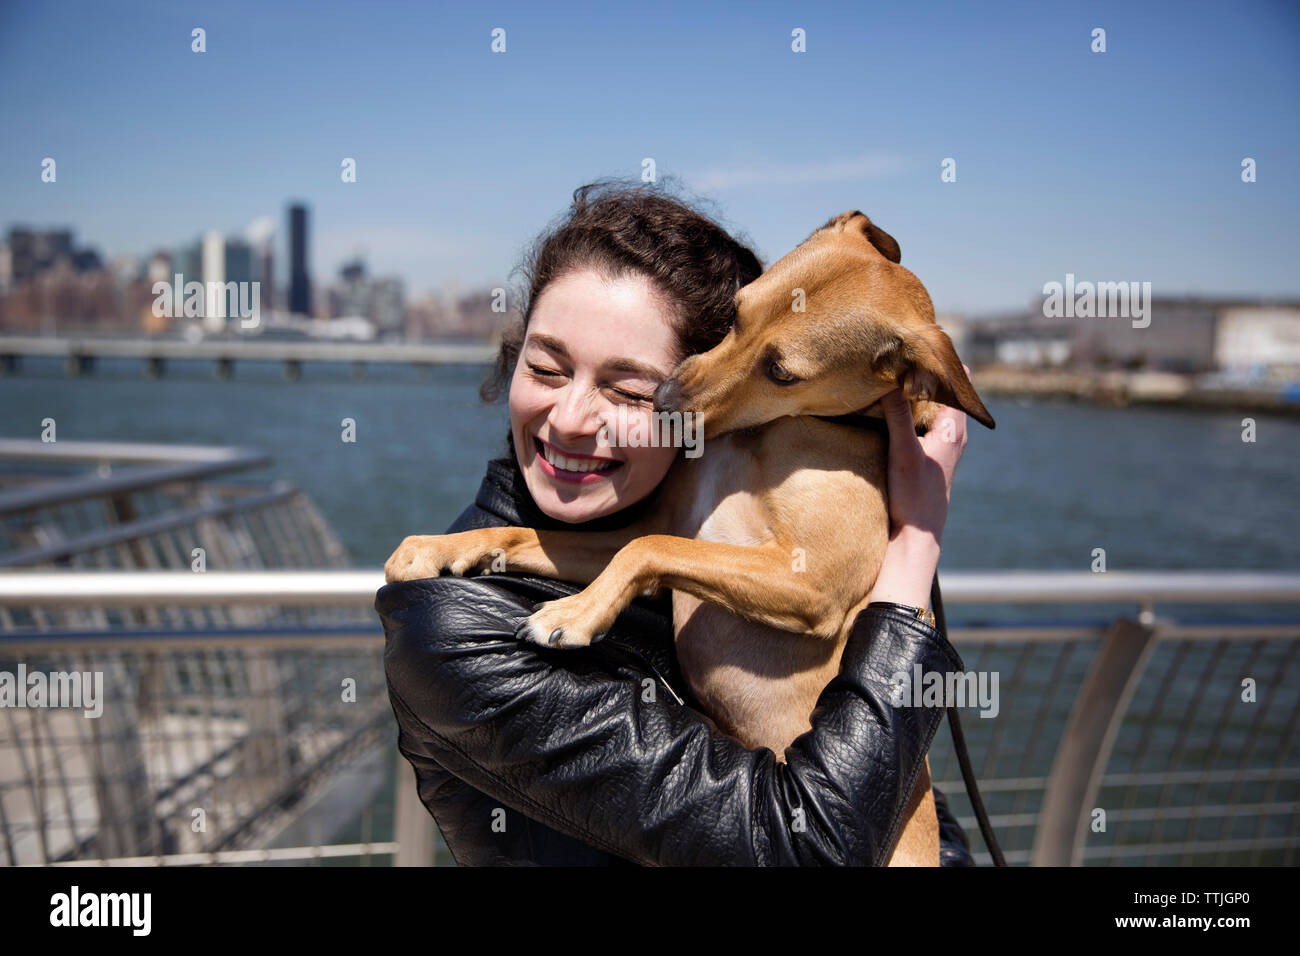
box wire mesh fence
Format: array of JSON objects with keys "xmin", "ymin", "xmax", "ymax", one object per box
[
  {"xmin": 930, "ymin": 627, "xmax": 1299, "ymax": 866},
  {"xmin": 0, "ymin": 441, "xmax": 402, "ymax": 865}
]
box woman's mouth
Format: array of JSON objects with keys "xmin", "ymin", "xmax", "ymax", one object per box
[{"xmin": 533, "ymin": 437, "xmax": 624, "ymax": 484}]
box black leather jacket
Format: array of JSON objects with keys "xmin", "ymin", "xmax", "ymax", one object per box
[{"xmin": 377, "ymin": 457, "xmax": 976, "ymax": 866}]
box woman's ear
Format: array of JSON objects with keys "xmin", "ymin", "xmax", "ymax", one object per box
[{"xmin": 900, "ymin": 324, "xmax": 995, "ymax": 429}]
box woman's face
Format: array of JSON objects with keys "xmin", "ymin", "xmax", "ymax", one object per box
[{"xmin": 509, "ymin": 267, "xmax": 682, "ymax": 523}]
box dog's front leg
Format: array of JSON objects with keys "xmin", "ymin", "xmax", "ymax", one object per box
[
  {"xmin": 384, "ymin": 527, "xmax": 638, "ymax": 584},
  {"xmin": 520, "ymin": 535, "xmax": 847, "ymax": 648}
]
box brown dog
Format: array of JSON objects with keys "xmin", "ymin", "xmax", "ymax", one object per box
[{"xmin": 385, "ymin": 211, "xmax": 994, "ymax": 865}]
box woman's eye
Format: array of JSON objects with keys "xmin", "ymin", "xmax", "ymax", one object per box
[
  {"xmin": 612, "ymin": 387, "xmax": 654, "ymax": 404},
  {"xmin": 527, "ymin": 363, "xmax": 563, "ymax": 378}
]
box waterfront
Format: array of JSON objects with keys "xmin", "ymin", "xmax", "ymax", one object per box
[{"xmin": 2, "ymin": 357, "xmax": 1297, "ymax": 576}]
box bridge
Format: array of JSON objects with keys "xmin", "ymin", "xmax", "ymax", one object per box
[{"xmin": 0, "ymin": 335, "xmax": 496, "ymax": 380}]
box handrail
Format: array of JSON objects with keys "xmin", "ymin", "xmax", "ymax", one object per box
[
  {"xmin": 0, "ymin": 438, "xmax": 266, "ymax": 464},
  {"xmin": 0, "ymin": 482, "xmax": 297, "ymax": 567},
  {"xmin": 0, "ymin": 452, "xmax": 271, "ymax": 516},
  {"xmin": 0, "ymin": 624, "xmax": 384, "ymax": 652},
  {"xmin": 0, "ymin": 569, "xmax": 1297, "ymax": 607},
  {"xmin": 0, "ymin": 569, "xmax": 384, "ymax": 605},
  {"xmin": 931, "ymin": 571, "xmax": 1300, "ymax": 604}
]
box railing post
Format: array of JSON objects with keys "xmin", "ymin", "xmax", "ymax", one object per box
[
  {"xmin": 87, "ymin": 655, "xmax": 154, "ymax": 860},
  {"xmin": 394, "ymin": 756, "xmax": 435, "ymax": 866},
  {"xmin": 1031, "ymin": 617, "xmax": 1158, "ymax": 866}
]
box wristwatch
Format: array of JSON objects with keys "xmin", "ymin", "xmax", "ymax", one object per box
[{"xmin": 867, "ymin": 601, "xmax": 936, "ymax": 627}]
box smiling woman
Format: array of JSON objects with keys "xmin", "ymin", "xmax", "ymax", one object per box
[
  {"xmin": 509, "ymin": 268, "xmax": 682, "ymax": 521},
  {"xmin": 376, "ymin": 180, "xmax": 976, "ymax": 866}
]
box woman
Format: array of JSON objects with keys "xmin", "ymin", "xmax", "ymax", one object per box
[{"xmin": 377, "ymin": 181, "xmax": 975, "ymax": 866}]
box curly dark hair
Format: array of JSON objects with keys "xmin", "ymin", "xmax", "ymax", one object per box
[{"xmin": 480, "ymin": 179, "xmax": 764, "ymax": 406}]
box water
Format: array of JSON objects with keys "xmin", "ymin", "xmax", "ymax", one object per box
[{"xmin": 3, "ymin": 358, "xmax": 1297, "ymax": 574}]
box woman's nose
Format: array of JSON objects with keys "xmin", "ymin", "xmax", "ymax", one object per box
[{"xmin": 549, "ymin": 383, "xmax": 604, "ymax": 438}]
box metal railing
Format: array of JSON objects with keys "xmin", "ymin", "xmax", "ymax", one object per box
[
  {"xmin": 4, "ymin": 568, "xmax": 1297, "ymax": 866},
  {"xmin": 0, "ymin": 440, "xmax": 395, "ymax": 866}
]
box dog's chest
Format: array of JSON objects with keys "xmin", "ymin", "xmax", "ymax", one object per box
[{"xmin": 673, "ymin": 436, "xmax": 772, "ymax": 546}]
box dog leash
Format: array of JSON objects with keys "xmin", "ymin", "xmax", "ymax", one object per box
[{"xmin": 931, "ymin": 573, "xmax": 1008, "ymax": 866}]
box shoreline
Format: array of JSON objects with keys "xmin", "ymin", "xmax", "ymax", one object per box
[{"xmin": 972, "ymin": 366, "xmax": 1300, "ymax": 416}]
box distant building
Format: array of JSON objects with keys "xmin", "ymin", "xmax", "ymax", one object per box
[
  {"xmin": 369, "ymin": 277, "xmax": 405, "ymax": 337},
  {"xmin": 224, "ymin": 239, "xmax": 253, "ymax": 287},
  {"xmin": 146, "ymin": 251, "xmax": 172, "ymax": 283},
  {"xmin": 339, "ymin": 258, "xmax": 365, "ymax": 284},
  {"xmin": 288, "ymin": 204, "xmax": 311, "ymax": 316},
  {"xmin": 172, "ymin": 241, "xmax": 201, "ymax": 285},
  {"xmin": 200, "ymin": 231, "xmax": 226, "ymax": 330},
  {"xmin": 400, "ymin": 286, "xmax": 517, "ymax": 340},
  {"xmin": 326, "ymin": 258, "xmax": 405, "ymax": 337},
  {"xmin": 158, "ymin": 232, "xmax": 258, "ymax": 331},
  {"xmin": 967, "ymin": 296, "xmax": 1300, "ymax": 375},
  {"xmin": 7, "ymin": 228, "xmax": 76, "ymax": 282},
  {"xmin": 258, "ymin": 246, "xmax": 274, "ymax": 311},
  {"xmin": 335, "ymin": 258, "xmax": 369, "ymax": 317},
  {"xmin": 71, "ymin": 248, "xmax": 103, "ymax": 272},
  {"xmin": 141, "ymin": 252, "xmax": 174, "ymax": 333},
  {"xmin": 934, "ymin": 313, "xmax": 968, "ymax": 356},
  {"xmin": 1213, "ymin": 305, "xmax": 1300, "ymax": 373},
  {"xmin": 964, "ymin": 311, "xmax": 1074, "ymax": 367},
  {"xmin": 1070, "ymin": 297, "xmax": 1218, "ymax": 372}
]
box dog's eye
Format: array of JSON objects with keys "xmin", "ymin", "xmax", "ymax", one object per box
[{"xmin": 768, "ymin": 362, "xmax": 799, "ymax": 385}]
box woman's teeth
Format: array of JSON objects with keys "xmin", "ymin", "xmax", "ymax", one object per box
[{"xmin": 539, "ymin": 442, "xmax": 619, "ymax": 473}]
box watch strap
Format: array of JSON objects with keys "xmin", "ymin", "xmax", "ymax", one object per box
[{"xmin": 866, "ymin": 600, "xmax": 936, "ymax": 627}]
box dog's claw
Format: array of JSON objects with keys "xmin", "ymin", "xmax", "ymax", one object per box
[{"xmin": 548, "ymin": 627, "xmax": 563, "ymax": 645}]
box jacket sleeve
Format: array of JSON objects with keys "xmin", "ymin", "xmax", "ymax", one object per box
[{"xmin": 379, "ymin": 574, "xmax": 966, "ymax": 866}]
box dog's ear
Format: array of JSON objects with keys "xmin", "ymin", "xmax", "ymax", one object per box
[
  {"xmin": 821, "ymin": 210, "xmax": 902, "ymax": 264},
  {"xmin": 898, "ymin": 324, "xmax": 995, "ymax": 429}
]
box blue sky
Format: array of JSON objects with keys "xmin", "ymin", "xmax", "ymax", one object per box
[{"xmin": 1, "ymin": 0, "xmax": 1297, "ymax": 313}]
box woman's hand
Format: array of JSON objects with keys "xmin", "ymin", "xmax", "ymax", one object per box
[{"xmin": 867, "ymin": 371, "xmax": 971, "ymax": 609}]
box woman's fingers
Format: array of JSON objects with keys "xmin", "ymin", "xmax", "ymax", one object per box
[
  {"xmin": 917, "ymin": 364, "xmax": 973, "ymax": 488},
  {"xmin": 918, "ymin": 406, "xmax": 966, "ymax": 493},
  {"xmin": 880, "ymin": 388, "xmax": 921, "ymax": 460}
]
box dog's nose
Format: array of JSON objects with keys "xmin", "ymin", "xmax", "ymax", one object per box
[{"xmin": 653, "ymin": 377, "xmax": 682, "ymax": 413}]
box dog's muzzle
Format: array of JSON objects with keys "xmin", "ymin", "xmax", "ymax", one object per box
[{"xmin": 653, "ymin": 377, "xmax": 684, "ymax": 414}]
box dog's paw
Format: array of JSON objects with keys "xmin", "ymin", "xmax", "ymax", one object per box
[
  {"xmin": 515, "ymin": 593, "xmax": 611, "ymax": 649},
  {"xmin": 383, "ymin": 534, "xmax": 481, "ymax": 583}
]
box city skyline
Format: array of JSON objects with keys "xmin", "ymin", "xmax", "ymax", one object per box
[
  {"xmin": 1, "ymin": 0, "xmax": 1297, "ymax": 314},
  {"xmin": 0, "ymin": 205, "xmax": 488, "ymax": 309},
  {"xmin": 0, "ymin": 203, "xmax": 522, "ymax": 342}
]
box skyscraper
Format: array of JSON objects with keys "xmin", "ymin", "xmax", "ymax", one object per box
[
  {"xmin": 8, "ymin": 228, "xmax": 75, "ymax": 282},
  {"xmin": 201, "ymin": 231, "xmax": 227, "ymax": 330},
  {"xmin": 258, "ymin": 246, "xmax": 274, "ymax": 311},
  {"xmin": 288, "ymin": 203, "xmax": 311, "ymax": 316}
]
